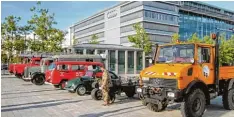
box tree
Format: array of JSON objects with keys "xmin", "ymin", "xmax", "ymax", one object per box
[
  {"xmin": 13, "ymin": 38, "xmax": 26, "ymax": 54},
  {"xmin": 89, "ymin": 34, "xmax": 99, "ymax": 44},
  {"xmin": 28, "ymin": 40, "xmax": 42, "ymax": 52},
  {"xmin": 171, "ymin": 33, "xmax": 180, "ymax": 43},
  {"xmin": 187, "ymin": 33, "xmax": 201, "ymax": 43},
  {"xmin": 28, "ymin": 1, "xmax": 64, "ymax": 52},
  {"xmin": 1, "ymin": 15, "xmax": 21, "ymax": 63},
  {"xmin": 128, "ymin": 23, "xmax": 152, "ymax": 54}
]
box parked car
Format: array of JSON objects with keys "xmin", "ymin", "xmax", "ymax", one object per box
[
  {"xmin": 23, "ymin": 54, "xmax": 104, "ymax": 85},
  {"xmin": 65, "ymin": 70, "xmax": 119, "ymax": 96},
  {"xmin": 1, "ymin": 64, "xmax": 8, "ymax": 70},
  {"xmin": 23, "ymin": 58, "xmax": 54, "ymax": 85},
  {"xmin": 90, "ymin": 76, "xmax": 138, "ymax": 103},
  {"xmin": 45, "ymin": 61, "xmax": 104, "ymax": 89},
  {"xmin": 13, "ymin": 57, "xmax": 42, "ymax": 78}
]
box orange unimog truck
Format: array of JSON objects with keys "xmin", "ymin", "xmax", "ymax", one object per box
[{"xmin": 136, "ymin": 34, "xmax": 234, "ymax": 117}]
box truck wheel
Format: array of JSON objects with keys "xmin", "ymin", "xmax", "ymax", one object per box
[
  {"xmin": 181, "ymin": 89, "xmax": 206, "ymax": 117},
  {"xmin": 147, "ymin": 101, "xmax": 163, "ymax": 112},
  {"xmin": 33, "ymin": 74, "xmax": 45, "ymax": 85},
  {"xmin": 53, "ymin": 85, "xmax": 59, "ymax": 88},
  {"xmin": 142, "ymin": 99, "xmax": 147, "ymax": 106},
  {"xmin": 91, "ymin": 88, "xmax": 102, "ymax": 100},
  {"xmin": 125, "ymin": 90, "xmax": 135, "ymax": 98},
  {"xmin": 91, "ymin": 82, "xmax": 99, "ymax": 88},
  {"xmin": 76, "ymin": 85, "xmax": 86, "ymax": 96},
  {"xmin": 109, "ymin": 92, "xmax": 116, "ymax": 103},
  {"xmin": 222, "ymin": 88, "xmax": 234, "ymax": 110},
  {"xmin": 59, "ymin": 81, "xmax": 67, "ymax": 90}
]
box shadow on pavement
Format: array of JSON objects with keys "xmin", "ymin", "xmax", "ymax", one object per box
[
  {"xmin": 1, "ymin": 92, "xmax": 66, "ymax": 100},
  {"xmin": 79, "ymin": 105, "xmax": 144, "ymax": 117},
  {"xmin": 1, "ymin": 99, "xmax": 70, "ymax": 108},
  {"xmin": 1, "ymin": 99, "xmax": 90, "ymax": 112},
  {"xmin": 1, "ymin": 89, "xmax": 61, "ymax": 95}
]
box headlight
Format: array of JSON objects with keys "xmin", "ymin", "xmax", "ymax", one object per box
[
  {"xmin": 167, "ymin": 92, "xmax": 175, "ymax": 98},
  {"xmin": 71, "ymin": 83, "xmax": 76, "ymax": 88},
  {"xmin": 142, "ymin": 77, "xmax": 149, "ymax": 81},
  {"xmin": 137, "ymin": 88, "xmax": 142, "ymax": 92}
]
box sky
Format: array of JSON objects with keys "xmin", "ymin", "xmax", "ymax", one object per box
[{"xmin": 1, "ymin": 1, "xmax": 234, "ymax": 31}]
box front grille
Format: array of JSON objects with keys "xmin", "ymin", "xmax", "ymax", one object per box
[{"xmin": 149, "ymin": 78, "xmax": 177, "ymax": 88}]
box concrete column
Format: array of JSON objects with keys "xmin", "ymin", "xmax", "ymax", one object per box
[
  {"xmin": 94, "ymin": 49, "xmax": 98, "ymax": 55},
  {"xmin": 115, "ymin": 50, "xmax": 118, "ymax": 74},
  {"xmin": 134, "ymin": 51, "xmax": 137, "ymax": 74},
  {"xmin": 142, "ymin": 51, "xmax": 145, "ymax": 69},
  {"xmin": 83, "ymin": 49, "xmax": 86, "ymax": 55},
  {"xmin": 125, "ymin": 50, "xmax": 128, "ymax": 74},
  {"xmin": 105, "ymin": 50, "xmax": 109, "ymax": 70}
]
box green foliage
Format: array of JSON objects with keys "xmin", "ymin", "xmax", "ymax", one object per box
[
  {"xmin": 28, "ymin": 40, "xmax": 42, "ymax": 52},
  {"xmin": 128, "ymin": 23, "xmax": 152, "ymax": 54},
  {"xmin": 28, "ymin": 2, "xmax": 64, "ymax": 52},
  {"xmin": 187, "ymin": 33, "xmax": 201, "ymax": 43},
  {"xmin": 13, "ymin": 39, "xmax": 26, "ymax": 54},
  {"xmin": 171, "ymin": 33, "xmax": 180, "ymax": 43},
  {"xmin": 1, "ymin": 52, "xmax": 8, "ymax": 64},
  {"xmin": 89, "ymin": 34, "xmax": 99, "ymax": 44}
]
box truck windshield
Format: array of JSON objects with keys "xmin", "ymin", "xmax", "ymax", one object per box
[{"xmin": 156, "ymin": 44, "xmax": 195, "ymax": 64}]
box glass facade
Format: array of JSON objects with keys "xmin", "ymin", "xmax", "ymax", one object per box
[
  {"xmin": 128, "ymin": 51, "xmax": 134, "ymax": 74},
  {"xmin": 136, "ymin": 51, "xmax": 143, "ymax": 73},
  {"xmin": 179, "ymin": 11, "xmax": 234, "ymax": 41},
  {"xmin": 118, "ymin": 51, "xmax": 125, "ymax": 74},
  {"xmin": 109, "ymin": 50, "xmax": 116, "ymax": 72}
]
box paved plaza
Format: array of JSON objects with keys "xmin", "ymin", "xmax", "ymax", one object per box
[{"xmin": 1, "ymin": 75, "xmax": 234, "ymax": 117}]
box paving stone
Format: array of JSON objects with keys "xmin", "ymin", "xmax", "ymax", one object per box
[{"xmin": 2, "ymin": 75, "xmax": 234, "ymax": 117}]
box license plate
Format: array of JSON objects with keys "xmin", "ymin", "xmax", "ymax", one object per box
[{"xmin": 137, "ymin": 88, "xmax": 142, "ymax": 92}]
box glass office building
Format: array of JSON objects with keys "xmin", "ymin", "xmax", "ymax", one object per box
[
  {"xmin": 179, "ymin": 1, "xmax": 234, "ymax": 41},
  {"xmin": 69, "ymin": 1, "xmax": 234, "ymax": 46}
]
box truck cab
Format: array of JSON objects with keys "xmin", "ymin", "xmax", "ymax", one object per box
[
  {"xmin": 45, "ymin": 61, "xmax": 104, "ymax": 89},
  {"xmin": 13, "ymin": 57, "xmax": 42, "ymax": 78},
  {"xmin": 137, "ymin": 42, "xmax": 234, "ymax": 117},
  {"xmin": 9, "ymin": 57, "xmax": 30, "ymax": 74}
]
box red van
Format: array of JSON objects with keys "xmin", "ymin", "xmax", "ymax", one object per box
[
  {"xmin": 13, "ymin": 57, "xmax": 42, "ymax": 78},
  {"xmin": 9, "ymin": 57, "xmax": 30, "ymax": 74},
  {"xmin": 45, "ymin": 61, "xmax": 104, "ymax": 89}
]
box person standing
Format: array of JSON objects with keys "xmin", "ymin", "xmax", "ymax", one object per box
[{"xmin": 100, "ymin": 66, "xmax": 112, "ymax": 106}]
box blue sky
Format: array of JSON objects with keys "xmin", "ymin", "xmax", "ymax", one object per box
[{"xmin": 1, "ymin": 1, "xmax": 234, "ymax": 30}]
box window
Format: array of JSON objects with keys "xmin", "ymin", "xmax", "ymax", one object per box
[
  {"xmin": 71, "ymin": 65, "xmax": 83, "ymax": 71},
  {"xmin": 120, "ymin": 1, "xmax": 143, "ymax": 13},
  {"xmin": 57, "ymin": 64, "xmax": 69, "ymax": 71},
  {"xmin": 198, "ymin": 47, "xmax": 210, "ymax": 63},
  {"xmin": 120, "ymin": 11, "xmax": 143, "ymax": 23},
  {"xmin": 109, "ymin": 72, "xmax": 118, "ymax": 79},
  {"xmin": 34, "ymin": 60, "xmax": 40, "ymax": 65},
  {"xmin": 75, "ymin": 23, "xmax": 104, "ymax": 36}
]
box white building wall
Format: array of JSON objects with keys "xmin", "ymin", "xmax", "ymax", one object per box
[{"xmin": 104, "ymin": 6, "xmax": 121, "ymax": 44}]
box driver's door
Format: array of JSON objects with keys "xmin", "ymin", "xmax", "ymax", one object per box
[{"xmin": 197, "ymin": 46, "xmax": 214, "ymax": 85}]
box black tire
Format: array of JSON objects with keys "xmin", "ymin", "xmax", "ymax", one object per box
[
  {"xmin": 76, "ymin": 85, "xmax": 86, "ymax": 96},
  {"xmin": 223, "ymin": 88, "xmax": 234, "ymax": 110},
  {"xmin": 53, "ymin": 85, "xmax": 59, "ymax": 88},
  {"xmin": 33, "ymin": 74, "xmax": 45, "ymax": 85},
  {"xmin": 91, "ymin": 88, "xmax": 102, "ymax": 100},
  {"xmin": 181, "ymin": 89, "xmax": 206, "ymax": 117},
  {"xmin": 59, "ymin": 81, "xmax": 67, "ymax": 90},
  {"xmin": 161, "ymin": 103, "xmax": 168, "ymax": 111},
  {"xmin": 91, "ymin": 82, "xmax": 99, "ymax": 88},
  {"xmin": 147, "ymin": 101, "xmax": 163, "ymax": 112},
  {"xmin": 142, "ymin": 99, "xmax": 147, "ymax": 106},
  {"xmin": 125, "ymin": 90, "xmax": 135, "ymax": 98},
  {"xmin": 109, "ymin": 92, "xmax": 116, "ymax": 103}
]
